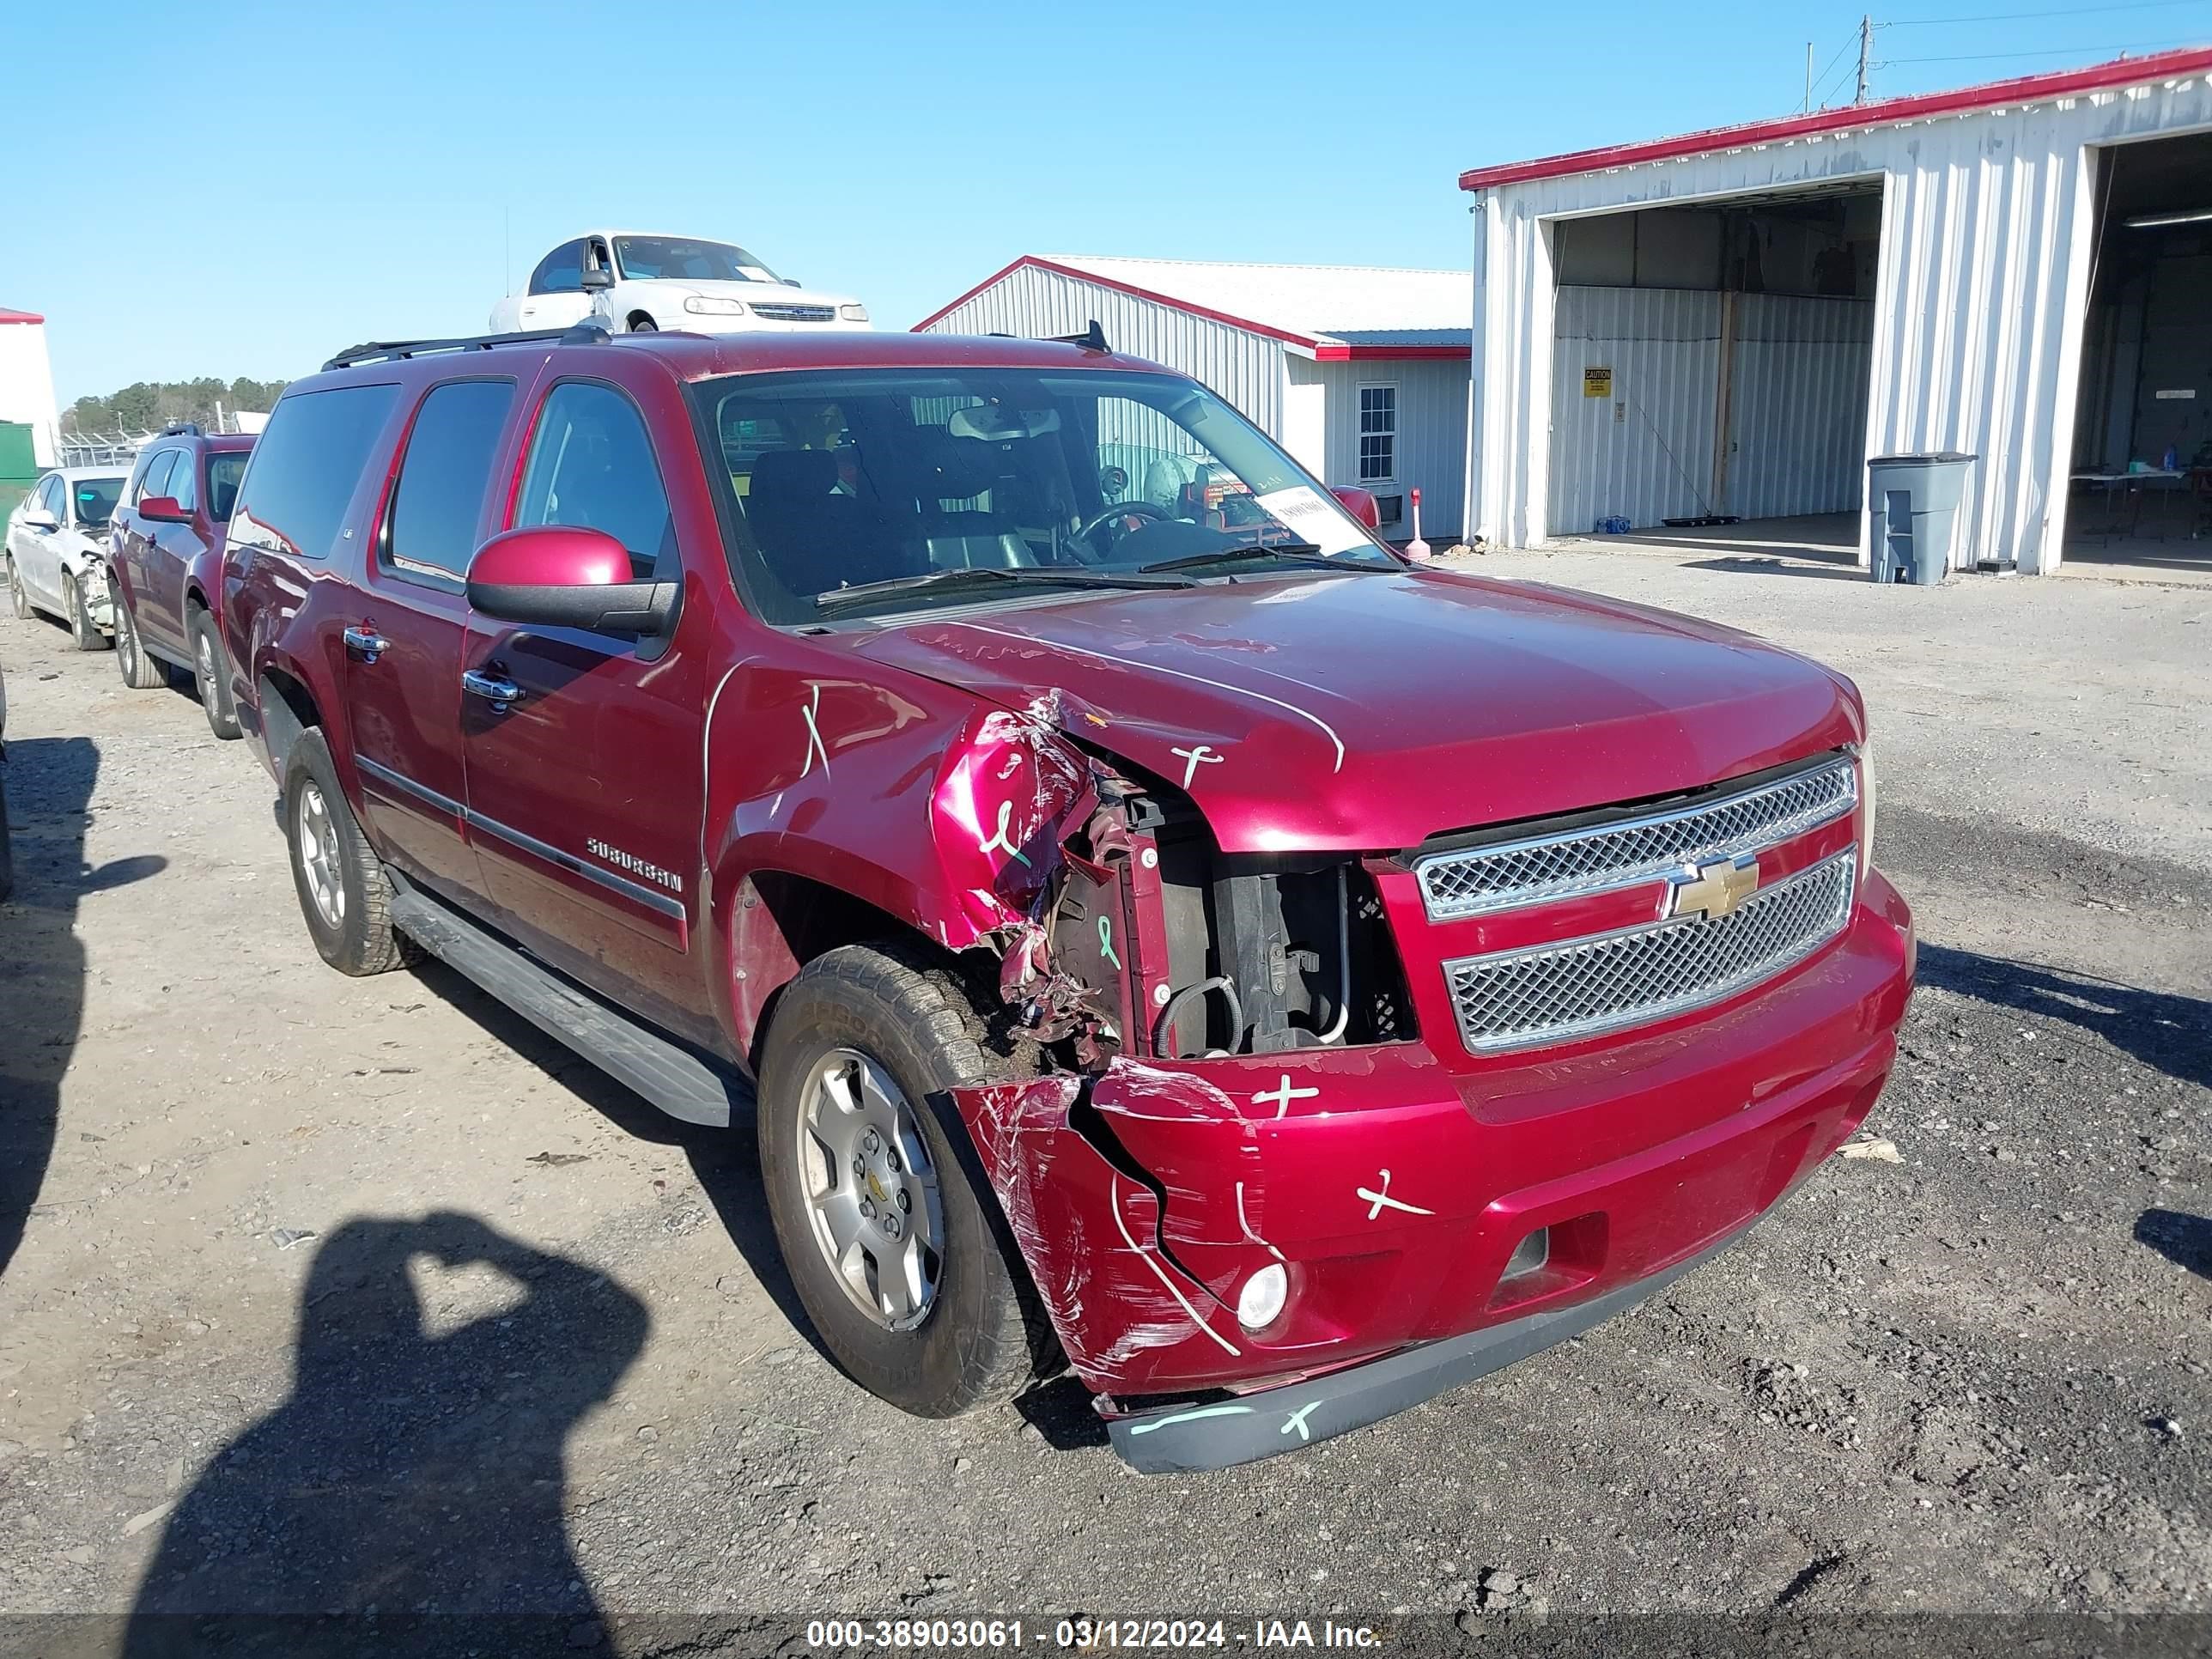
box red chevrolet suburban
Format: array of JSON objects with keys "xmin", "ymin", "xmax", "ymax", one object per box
[{"xmin": 220, "ymin": 322, "xmax": 1913, "ymax": 1473}]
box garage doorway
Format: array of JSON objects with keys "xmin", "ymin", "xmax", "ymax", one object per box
[
  {"xmin": 2066, "ymin": 130, "xmax": 2212, "ymax": 582},
  {"xmin": 1547, "ymin": 185, "xmax": 1882, "ymax": 560}
]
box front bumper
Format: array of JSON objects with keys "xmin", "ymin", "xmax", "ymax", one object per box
[
  {"xmin": 1110, "ymin": 1217, "xmax": 1752, "ymax": 1473},
  {"xmin": 953, "ymin": 870, "xmax": 1914, "ymax": 1469}
]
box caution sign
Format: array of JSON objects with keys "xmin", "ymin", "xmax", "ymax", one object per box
[{"xmin": 1583, "ymin": 367, "xmax": 1613, "ymax": 398}]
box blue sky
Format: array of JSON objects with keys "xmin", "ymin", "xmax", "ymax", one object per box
[{"xmin": 20, "ymin": 0, "xmax": 2212, "ymax": 405}]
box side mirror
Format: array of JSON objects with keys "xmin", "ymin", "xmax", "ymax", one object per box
[
  {"xmin": 782, "ymin": 277, "xmax": 802, "ymax": 288},
  {"xmin": 465, "ymin": 526, "xmax": 678, "ymax": 639},
  {"xmin": 139, "ymin": 495, "xmax": 190, "ymax": 525},
  {"xmin": 580, "ymin": 266, "xmax": 614, "ymax": 293},
  {"xmin": 22, "ymin": 513, "xmax": 58, "ymax": 533},
  {"xmin": 1329, "ymin": 485, "xmax": 1382, "ymax": 531}
]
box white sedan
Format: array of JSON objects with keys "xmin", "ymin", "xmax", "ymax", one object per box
[
  {"xmin": 489, "ymin": 232, "xmax": 870, "ymax": 337},
  {"xmin": 5, "ymin": 466, "xmax": 127, "ymax": 650}
]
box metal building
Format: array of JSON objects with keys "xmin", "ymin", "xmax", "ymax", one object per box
[
  {"xmin": 1460, "ymin": 47, "xmax": 2212, "ymax": 574},
  {"xmin": 917, "ymin": 255, "xmax": 1473, "ymax": 538}
]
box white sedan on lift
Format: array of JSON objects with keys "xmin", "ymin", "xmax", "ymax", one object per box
[{"xmin": 489, "ymin": 232, "xmax": 871, "ymax": 337}]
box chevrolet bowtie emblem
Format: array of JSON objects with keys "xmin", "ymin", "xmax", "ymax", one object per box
[{"xmin": 1667, "ymin": 854, "xmax": 1761, "ymax": 921}]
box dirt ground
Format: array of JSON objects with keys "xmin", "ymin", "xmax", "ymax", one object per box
[{"xmin": 0, "ymin": 551, "xmax": 2206, "ymax": 1651}]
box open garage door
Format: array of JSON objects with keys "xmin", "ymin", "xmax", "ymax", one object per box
[
  {"xmin": 1547, "ymin": 185, "xmax": 1881, "ymax": 544},
  {"xmin": 2067, "ymin": 129, "xmax": 2212, "ymax": 579}
]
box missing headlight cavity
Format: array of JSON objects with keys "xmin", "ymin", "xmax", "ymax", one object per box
[{"xmin": 1144, "ymin": 789, "xmax": 1414, "ymax": 1059}]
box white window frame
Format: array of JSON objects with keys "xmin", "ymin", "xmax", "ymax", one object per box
[{"xmin": 1356, "ymin": 381, "xmax": 1399, "ymax": 486}]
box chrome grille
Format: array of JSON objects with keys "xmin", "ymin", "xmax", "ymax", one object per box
[
  {"xmin": 1443, "ymin": 853, "xmax": 1856, "ymax": 1054},
  {"xmin": 750, "ymin": 302, "xmax": 836, "ymax": 322},
  {"xmin": 1413, "ymin": 757, "xmax": 1856, "ymax": 921}
]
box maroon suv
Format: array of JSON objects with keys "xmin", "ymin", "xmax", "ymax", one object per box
[
  {"xmin": 221, "ymin": 324, "xmax": 1913, "ymax": 1473},
  {"xmin": 110, "ymin": 424, "xmax": 258, "ymax": 738}
]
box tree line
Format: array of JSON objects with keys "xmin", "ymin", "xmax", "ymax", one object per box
[{"xmin": 64, "ymin": 377, "xmax": 289, "ymax": 434}]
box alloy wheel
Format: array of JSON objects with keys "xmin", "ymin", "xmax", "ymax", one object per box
[
  {"xmin": 198, "ymin": 632, "xmax": 217, "ymax": 702},
  {"xmin": 295, "ymin": 782, "xmax": 346, "ymax": 928},
  {"xmin": 794, "ymin": 1048, "xmax": 945, "ymax": 1331}
]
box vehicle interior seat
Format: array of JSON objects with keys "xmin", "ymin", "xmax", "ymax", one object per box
[
  {"xmin": 917, "ymin": 433, "xmax": 1030, "ymax": 571},
  {"xmin": 744, "ymin": 447, "xmax": 911, "ymax": 595}
]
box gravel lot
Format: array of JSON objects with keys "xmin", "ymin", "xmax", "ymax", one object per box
[{"xmin": 0, "ymin": 552, "xmax": 2205, "ymax": 1650}]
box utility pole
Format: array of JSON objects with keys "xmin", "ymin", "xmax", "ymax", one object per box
[
  {"xmin": 1855, "ymin": 13, "xmax": 1873, "ymax": 105},
  {"xmin": 1806, "ymin": 40, "xmax": 1815, "ymax": 112}
]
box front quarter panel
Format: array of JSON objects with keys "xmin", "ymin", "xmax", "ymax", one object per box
[{"xmin": 703, "ymin": 653, "xmax": 1095, "ymax": 1058}]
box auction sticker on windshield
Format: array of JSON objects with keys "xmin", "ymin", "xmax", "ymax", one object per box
[{"xmin": 1253, "ymin": 486, "xmax": 1373, "ymax": 556}]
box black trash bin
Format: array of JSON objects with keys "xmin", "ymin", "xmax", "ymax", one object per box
[{"xmin": 1868, "ymin": 452, "xmax": 1976, "ymax": 583}]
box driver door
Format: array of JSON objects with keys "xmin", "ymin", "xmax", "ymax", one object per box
[{"xmin": 514, "ymin": 239, "xmax": 594, "ymax": 331}]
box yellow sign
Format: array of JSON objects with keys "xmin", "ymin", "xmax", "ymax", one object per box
[{"xmin": 1583, "ymin": 367, "xmax": 1613, "ymax": 398}]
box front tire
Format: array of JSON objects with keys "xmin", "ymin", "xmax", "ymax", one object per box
[
  {"xmin": 64, "ymin": 572, "xmax": 108, "ymax": 652},
  {"xmin": 757, "ymin": 943, "xmax": 1050, "ymax": 1417},
  {"xmin": 627, "ymin": 313, "xmax": 658, "ymax": 332},
  {"xmin": 114, "ymin": 591, "xmax": 168, "ymax": 689},
  {"xmin": 191, "ymin": 610, "xmax": 242, "ymax": 739},
  {"xmin": 283, "ymin": 729, "xmax": 413, "ymax": 975}
]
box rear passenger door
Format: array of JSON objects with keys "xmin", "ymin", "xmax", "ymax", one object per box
[
  {"xmin": 459, "ymin": 376, "xmax": 713, "ymax": 1042},
  {"xmin": 344, "ymin": 378, "xmax": 520, "ymax": 903}
]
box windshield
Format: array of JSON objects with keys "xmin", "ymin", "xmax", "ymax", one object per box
[
  {"xmin": 206, "ymin": 452, "xmax": 248, "ymax": 520},
  {"xmin": 72, "ymin": 476, "xmax": 125, "ymax": 529},
  {"xmin": 614, "ymin": 236, "xmax": 781, "ymax": 285},
  {"xmin": 693, "ymin": 368, "xmax": 1392, "ymax": 624}
]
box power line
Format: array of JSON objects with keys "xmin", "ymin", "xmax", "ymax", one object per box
[
  {"xmin": 1807, "ymin": 32, "xmax": 1860, "ymax": 105},
  {"xmin": 1878, "ymin": 33, "xmax": 2209, "ymax": 60},
  {"xmin": 1884, "ymin": 0, "xmax": 2210, "ymax": 23}
]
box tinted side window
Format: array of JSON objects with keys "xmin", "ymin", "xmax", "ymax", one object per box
[
  {"xmin": 228, "ymin": 385, "xmax": 401, "ymax": 563},
  {"xmin": 206, "ymin": 453, "xmax": 248, "ymax": 520},
  {"xmin": 135, "ymin": 451, "xmax": 177, "ymax": 503},
  {"xmin": 36, "ymin": 477, "xmax": 62, "ymax": 519},
  {"xmin": 514, "ymin": 383, "xmax": 673, "ymax": 579},
  {"xmin": 386, "ymin": 380, "xmax": 516, "ymax": 579},
  {"xmin": 168, "ymin": 448, "xmax": 199, "ymax": 514},
  {"xmin": 530, "ymin": 240, "xmax": 586, "ymax": 295}
]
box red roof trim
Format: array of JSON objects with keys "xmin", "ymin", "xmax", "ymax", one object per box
[
  {"xmin": 1457, "ymin": 46, "xmax": 2212, "ymax": 191},
  {"xmin": 913, "ymin": 254, "xmax": 1326, "ymax": 349},
  {"xmin": 1312, "ymin": 343, "xmax": 1471, "ymax": 361},
  {"xmin": 0, "ymin": 308, "xmax": 45, "ymax": 325}
]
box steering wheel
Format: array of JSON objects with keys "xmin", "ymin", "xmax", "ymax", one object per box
[{"xmin": 1075, "ymin": 500, "xmax": 1168, "ymax": 553}]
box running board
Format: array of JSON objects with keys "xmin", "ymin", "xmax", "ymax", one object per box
[{"xmin": 390, "ymin": 888, "xmax": 750, "ymax": 1127}]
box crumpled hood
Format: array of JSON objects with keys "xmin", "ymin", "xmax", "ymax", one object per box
[{"xmin": 849, "ymin": 568, "xmax": 1861, "ymax": 853}]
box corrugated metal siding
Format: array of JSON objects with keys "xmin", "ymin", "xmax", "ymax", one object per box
[
  {"xmin": 918, "ymin": 262, "xmax": 1287, "ymax": 437},
  {"xmin": 1723, "ymin": 293, "xmax": 1875, "ymax": 520},
  {"xmin": 1468, "ymin": 70, "xmax": 2212, "ymax": 568},
  {"xmin": 1548, "ymin": 287, "xmax": 1723, "ymax": 533},
  {"xmin": 1292, "ymin": 356, "xmax": 1468, "ymax": 534}
]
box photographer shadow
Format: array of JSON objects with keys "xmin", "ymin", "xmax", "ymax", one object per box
[{"xmin": 124, "ymin": 1212, "xmax": 647, "ymax": 1656}]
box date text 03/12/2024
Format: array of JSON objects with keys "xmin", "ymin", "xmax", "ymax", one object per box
[{"xmin": 803, "ymin": 1618, "xmax": 1387, "ymax": 1650}]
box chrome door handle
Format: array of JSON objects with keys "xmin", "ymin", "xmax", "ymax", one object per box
[
  {"xmin": 462, "ymin": 668, "xmax": 521, "ymax": 710},
  {"xmin": 342, "ymin": 625, "xmax": 389, "ymax": 659}
]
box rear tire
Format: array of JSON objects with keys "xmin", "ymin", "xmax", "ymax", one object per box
[
  {"xmin": 4, "ymin": 556, "xmax": 27, "ymax": 621},
  {"xmin": 190, "ymin": 609, "xmax": 242, "ymax": 739},
  {"xmin": 283, "ymin": 728, "xmax": 414, "ymax": 975},
  {"xmin": 64, "ymin": 572, "xmax": 108, "ymax": 652},
  {"xmin": 757, "ymin": 942, "xmax": 1051, "ymax": 1418},
  {"xmin": 114, "ymin": 592, "xmax": 167, "ymax": 689}
]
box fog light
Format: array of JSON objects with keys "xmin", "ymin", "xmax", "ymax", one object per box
[{"xmin": 1237, "ymin": 1263, "xmax": 1288, "ymax": 1330}]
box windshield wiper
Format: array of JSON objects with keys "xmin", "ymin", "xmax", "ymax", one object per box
[
  {"xmin": 1137, "ymin": 540, "xmax": 1382, "ymax": 577},
  {"xmin": 814, "ymin": 565, "xmax": 1191, "ymax": 615}
]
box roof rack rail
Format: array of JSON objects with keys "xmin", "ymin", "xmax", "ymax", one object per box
[
  {"xmin": 160, "ymin": 420, "xmax": 204, "ymax": 437},
  {"xmin": 322, "ymin": 319, "xmax": 611, "ymax": 372},
  {"xmin": 1048, "ymin": 319, "xmax": 1109, "ymax": 353}
]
